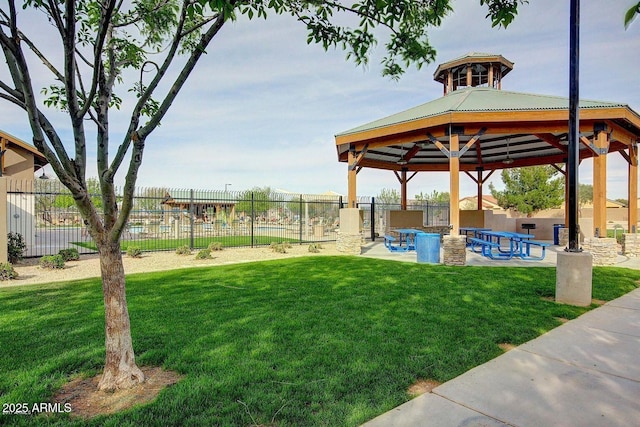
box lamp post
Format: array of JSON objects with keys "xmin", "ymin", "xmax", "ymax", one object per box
[
  {"xmin": 567, "ymin": 0, "xmax": 580, "ymax": 252},
  {"xmin": 556, "ymin": 0, "xmax": 592, "ymax": 307}
]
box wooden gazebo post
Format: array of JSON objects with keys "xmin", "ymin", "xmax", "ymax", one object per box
[
  {"xmin": 628, "ymin": 144, "xmax": 638, "ymax": 233},
  {"xmin": 449, "ymin": 132, "xmax": 460, "ymax": 235},
  {"xmin": 347, "ymin": 148, "xmax": 357, "ymax": 208},
  {"xmin": 592, "ymin": 124, "xmax": 609, "ymax": 237}
]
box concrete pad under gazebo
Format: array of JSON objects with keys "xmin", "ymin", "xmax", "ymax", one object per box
[{"xmin": 334, "ymin": 53, "xmax": 640, "ymax": 265}]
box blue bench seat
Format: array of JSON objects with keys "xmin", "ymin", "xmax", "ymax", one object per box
[
  {"xmin": 519, "ymin": 240, "xmax": 550, "ymax": 261},
  {"xmin": 384, "ymin": 235, "xmax": 409, "ymax": 252},
  {"xmin": 468, "ymin": 237, "xmax": 513, "ymax": 260}
]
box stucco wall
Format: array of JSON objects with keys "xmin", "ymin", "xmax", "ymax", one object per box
[{"xmin": 3, "ymin": 145, "xmax": 35, "ymax": 180}]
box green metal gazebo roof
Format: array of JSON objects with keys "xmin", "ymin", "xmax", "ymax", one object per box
[
  {"xmin": 334, "ymin": 87, "xmax": 640, "ymax": 172},
  {"xmin": 336, "ymin": 87, "xmax": 631, "ymax": 137}
]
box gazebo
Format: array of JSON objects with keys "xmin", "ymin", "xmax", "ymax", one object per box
[{"xmin": 334, "ymin": 53, "xmax": 640, "ymax": 261}]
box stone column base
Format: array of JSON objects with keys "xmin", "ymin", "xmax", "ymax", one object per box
[
  {"xmin": 622, "ymin": 233, "xmax": 640, "ymax": 257},
  {"xmin": 442, "ymin": 235, "xmax": 466, "ymax": 266},
  {"xmin": 336, "ymin": 232, "xmax": 362, "ymax": 255},
  {"xmin": 558, "ymin": 227, "xmax": 569, "ymax": 247},
  {"xmin": 581, "ymin": 237, "xmax": 618, "ymax": 265},
  {"xmin": 556, "ymin": 251, "xmax": 593, "ymax": 306}
]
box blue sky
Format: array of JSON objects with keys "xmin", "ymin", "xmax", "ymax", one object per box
[{"xmin": 2, "ymin": 1, "xmax": 640, "ymax": 199}]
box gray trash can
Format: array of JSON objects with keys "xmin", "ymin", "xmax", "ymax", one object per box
[{"xmin": 416, "ymin": 233, "xmax": 440, "ymax": 264}]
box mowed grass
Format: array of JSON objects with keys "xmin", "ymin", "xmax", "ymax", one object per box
[{"xmin": 0, "ymin": 257, "xmax": 638, "ymax": 426}]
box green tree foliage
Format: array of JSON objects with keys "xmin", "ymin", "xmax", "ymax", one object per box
[
  {"xmin": 414, "ymin": 190, "xmax": 450, "ymax": 204},
  {"xmin": 52, "ymin": 178, "xmax": 104, "ymax": 210},
  {"xmin": 625, "ymin": 2, "xmax": 640, "ymax": 29},
  {"xmin": 376, "ymin": 188, "xmax": 400, "ymax": 205},
  {"xmin": 489, "ymin": 166, "xmax": 564, "ymax": 216},
  {"xmin": 579, "ymin": 183, "xmax": 593, "ymax": 208},
  {"xmin": 235, "ymin": 186, "xmax": 275, "ymax": 217},
  {"xmin": 135, "ymin": 187, "xmax": 169, "ymax": 212}
]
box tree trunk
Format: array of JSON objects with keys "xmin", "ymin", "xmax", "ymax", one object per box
[{"xmin": 96, "ymin": 239, "xmax": 144, "ymax": 391}]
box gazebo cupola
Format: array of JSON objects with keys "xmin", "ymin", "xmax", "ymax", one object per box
[{"xmin": 433, "ymin": 52, "xmax": 514, "ymax": 95}]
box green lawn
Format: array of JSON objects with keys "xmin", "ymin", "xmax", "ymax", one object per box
[{"xmin": 0, "ymin": 257, "xmax": 638, "ymax": 426}]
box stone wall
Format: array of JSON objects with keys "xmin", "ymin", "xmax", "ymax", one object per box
[
  {"xmin": 336, "ymin": 232, "xmax": 363, "ymax": 255},
  {"xmin": 581, "ymin": 237, "xmax": 618, "ymax": 266},
  {"xmin": 442, "ymin": 235, "xmax": 466, "ymax": 266},
  {"xmin": 622, "ymin": 233, "xmax": 640, "ymax": 257}
]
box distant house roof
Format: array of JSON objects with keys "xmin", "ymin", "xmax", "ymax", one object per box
[
  {"xmin": 162, "ymin": 190, "xmax": 234, "ymax": 206},
  {"xmin": 460, "ymin": 195, "xmax": 501, "ymax": 209},
  {"xmin": 0, "ymin": 130, "xmax": 47, "ymax": 166}
]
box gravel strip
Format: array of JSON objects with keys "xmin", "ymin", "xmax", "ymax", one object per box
[{"xmin": 4, "ymin": 243, "xmax": 344, "ymax": 288}]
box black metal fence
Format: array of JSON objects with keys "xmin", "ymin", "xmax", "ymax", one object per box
[
  {"xmin": 355, "ymin": 196, "xmax": 450, "ymax": 240},
  {"xmin": 5, "ymin": 179, "xmax": 450, "ymax": 257}
]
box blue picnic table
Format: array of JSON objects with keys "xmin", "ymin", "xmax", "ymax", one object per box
[
  {"xmin": 460, "ymin": 227, "xmax": 491, "ymax": 246},
  {"xmin": 384, "ymin": 228, "xmax": 423, "ymax": 252},
  {"xmin": 469, "ymin": 230, "xmax": 550, "ymax": 261}
]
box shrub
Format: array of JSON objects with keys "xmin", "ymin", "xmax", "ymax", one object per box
[
  {"xmin": 0, "ymin": 262, "xmax": 18, "ymax": 280},
  {"xmin": 127, "ymin": 246, "xmax": 143, "ymax": 258},
  {"xmin": 59, "ymin": 248, "xmax": 80, "ymax": 261},
  {"xmin": 40, "ymin": 254, "xmax": 65, "ymax": 269},
  {"xmin": 208, "ymin": 241, "xmax": 223, "ymax": 251},
  {"xmin": 195, "ymin": 249, "xmax": 212, "ymax": 260},
  {"xmin": 7, "ymin": 232, "xmax": 26, "ymax": 263},
  {"xmin": 176, "ymin": 245, "xmax": 192, "ymax": 255},
  {"xmin": 269, "ymin": 242, "xmax": 290, "ymax": 254},
  {"xmin": 308, "ymin": 243, "xmax": 323, "ymax": 253}
]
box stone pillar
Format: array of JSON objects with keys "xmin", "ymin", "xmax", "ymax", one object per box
[
  {"xmin": 558, "ymin": 227, "xmax": 569, "ymax": 248},
  {"xmin": 581, "ymin": 237, "xmax": 618, "ymax": 266},
  {"xmin": 622, "ymin": 233, "xmax": 640, "ymax": 257},
  {"xmin": 336, "ymin": 208, "xmax": 363, "ymax": 255},
  {"xmin": 442, "ymin": 235, "xmax": 466, "ymax": 266},
  {"xmin": 0, "ymin": 177, "xmax": 7, "ymax": 263},
  {"xmin": 556, "ymin": 251, "xmax": 593, "ymax": 306}
]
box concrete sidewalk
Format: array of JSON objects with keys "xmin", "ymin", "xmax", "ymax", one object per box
[{"xmin": 363, "ymin": 287, "xmax": 640, "ymax": 427}]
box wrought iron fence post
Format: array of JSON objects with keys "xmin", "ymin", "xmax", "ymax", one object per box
[
  {"xmin": 251, "ymin": 192, "xmax": 255, "ymax": 248},
  {"xmin": 299, "ymin": 194, "xmax": 303, "ymax": 243},
  {"xmin": 371, "ymin": 196, "xmax": 376, "ymax": 241},
  {"xmin": 189, "ymin": 189, "xmax": 194, "ymax": 249}
]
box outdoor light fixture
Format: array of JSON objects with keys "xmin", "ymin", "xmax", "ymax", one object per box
[
  {"xmin": 502, "ymin": 138, "xmax": 514, "ymax": 165},
  {"xmin": 36, "ymin": 165, "xmax": 49, "ymax": 180}
]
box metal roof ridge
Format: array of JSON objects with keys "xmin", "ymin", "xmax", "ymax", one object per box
[
  {"xmin": 450, "ymin": 87, "xmax": 479, "ymax": 110},
  {"xmin": 466, "ymin": 86, "xmax": 629, "ymax": 107}
]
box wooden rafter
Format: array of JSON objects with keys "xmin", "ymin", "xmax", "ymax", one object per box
[
  {"xmin": 426, "ymin": 133, "xmax": 450, "ymax": 158},
  {"xmin": 394, "ymin": 170, "xmax": 418, "ymax": 183},
  {"xmin": 348, "ymin": 144, "xmax": 369, "ymax": 171},
  {"xmin": 534, "ymin": 133, "xmax": 568, "ymax": 152},
  {"xmin": 458, "ymin": 127, "xmax": 486, "ymax": 156}
]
